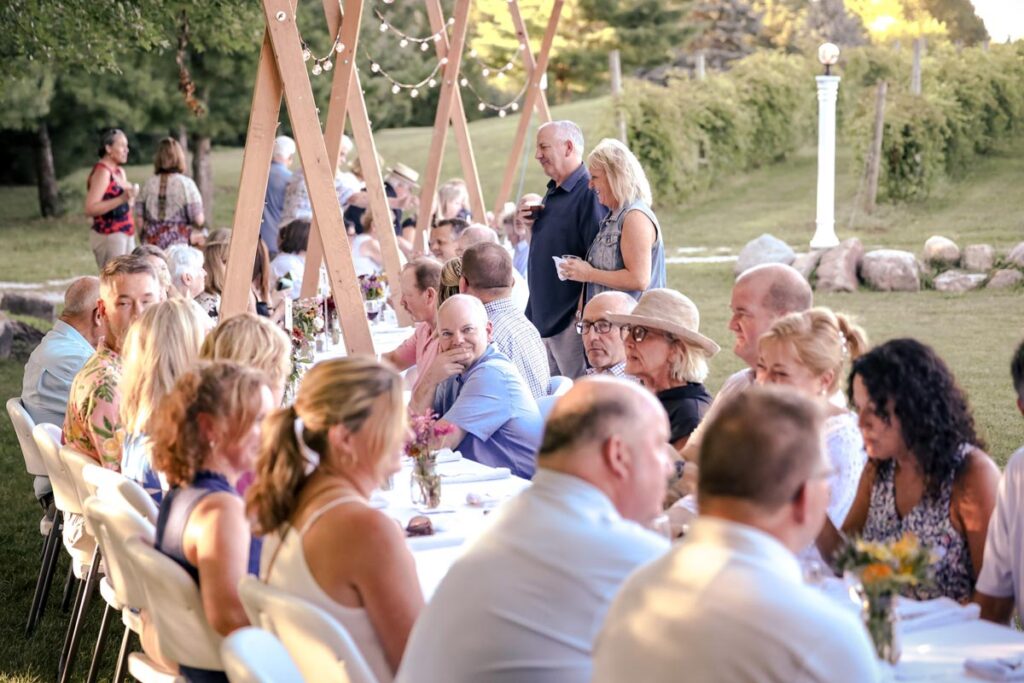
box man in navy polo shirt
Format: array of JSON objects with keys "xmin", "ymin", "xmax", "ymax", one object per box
[
  {"xmin": 522, "ymin": 120, "xmax": 606, "ymax": 379},
  {"xmin": 410, "ymin": 294, "xmax": 543, "ymax": 479}
]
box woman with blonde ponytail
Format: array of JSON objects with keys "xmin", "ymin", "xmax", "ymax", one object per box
[
  {"xmin": 756, "ymin": 307, "xmax": 870, "ymax": 529},
  {"xmin": 248, "ymin": 357, "xmax": 421, "ymax": 682}
]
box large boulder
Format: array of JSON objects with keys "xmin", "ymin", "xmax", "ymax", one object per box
[
  {"xmin": 860, "ymin": 249, "xmax": 921, "ymax": 291},
  {"xmin": 791, "ymin": 251, "xmax": 823, "ymax": 280},
  {"xmin": 962, "ymin": 244, "xmax": 995, "ymax": 272},
  {"xmin": 933, "ymin": 270, "xmax": 986, "ymax": 293},
  {"xmin": 734, "ymin": 234, "xmax": 795, "ymax": 276},
  {"xmin": 987, "ymin": 269, "xmax": 1024, "ymax": 290},
  {"xmin": 815, "ymin": 238, "xmax": 863, "ymax": 293},
  {"xmin": 1007, "ymin": 241, "xmax": 1024, "ymax": 268},
  {"xmin": 922, "ymin": 236, "xmax": 961, "ymax": 267},
  {"xmin": 0, "ymin": 292, "xmax": 56, "ymax": 322}
]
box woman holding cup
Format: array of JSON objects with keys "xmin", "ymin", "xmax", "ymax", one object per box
[
  {"xmin": 558, "ymin": 138, "xmax": 665, "ymax": 305},
  {"xmin": 85, "ymin": 128, "xmax": 139, "ymax": 268}
]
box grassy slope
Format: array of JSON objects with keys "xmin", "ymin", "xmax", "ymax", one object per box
[{"xmin": 1, "ymin": 95, "xmax": 1023, "ymax": 681}]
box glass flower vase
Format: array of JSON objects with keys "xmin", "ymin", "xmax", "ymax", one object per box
[
  {"xmin": 410, "ymin": 457, "xmax": 442, "ymax": 509},
  {"xmin": 860, "ymin": 587, "xmax": 900, "ymax": 664}
]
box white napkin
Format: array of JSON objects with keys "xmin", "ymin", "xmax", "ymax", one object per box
[
  {"xmin": 440, "ymin": 468, "xmax": 511, "ymax": 484},
  {"xmin": 964, "ymin": 656, "xmax": 1024, "ymax": 681},
  {"xmin": 433, "ymin": 448, "xmax": 462, "ymax": 464},
  {"xmin": 896, "ymin": 597, "xmax": 980, "ymax": 634},
  {"xmin": 552, "ymin": 256, "xmax": 569, "ymax": 281},
  {"xmin": 407, "ymin": 532, "xmax": 466, "ymax": 551}
]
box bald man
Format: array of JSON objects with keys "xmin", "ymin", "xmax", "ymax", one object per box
[
  {"xmin": 675, "ymin": 264, "xmax": 813, "ymax": 492},
  {"xmin": 410, "ymin": 294, "xmax": 543, "ymax": 478},
  {"xmin": 579, "ymin": 291, "xmax": 637, "ymax": 378},
  {"xmin": 397, "ymin": 377, "xmax": 671, "ymax": 683},
  {"xmin": 21, "ymin": 276, "xmax": 102, "ymax": 427},
  {"xmin": 458, "ymin": 224, "xmax": 530, "ymax": 312}
]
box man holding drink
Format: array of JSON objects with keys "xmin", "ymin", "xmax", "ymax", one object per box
[{"xmin": 521, "ymin": 120, "xmax": 606, "ymax": 379}]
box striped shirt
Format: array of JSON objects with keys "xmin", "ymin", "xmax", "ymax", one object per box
[{"xmin": 484, "ymin": 297, "xmax": 550, "ymax": 400}]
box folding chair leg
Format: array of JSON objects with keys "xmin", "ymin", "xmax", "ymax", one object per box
[
  {"xmin": 85, "ymin": 601, "xmax": 115, "ymax": 683},
  {"xmin": 112, "ymin": 625, "xmax": 132, "ymax": 683},
  {"xmin": 25, "ymin": 515, "xmax": 60, "ymax": 636},
  {"xmin": 31, "ymin": 518, "xmax": 63, "ymax": 631},
  {"xmin": 58, "ymin": 578, "xmax": 84, "ymax": 679},
  {"xmin": 60, "ymin": 563, "xmax": 76, "ymax": 613},
  {"xmin": 60, "ymin": 547, "xmax": 100, "ymax": 683}
]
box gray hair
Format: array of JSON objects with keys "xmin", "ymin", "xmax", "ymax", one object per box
[
  {"xmin": 63, "ymin": 276, "xmax": 100, "ymax": 318},
  {"xmin": 459, "ymin": 225, "xmax": 498, "ymax": 248},
  {"xmin": 340, "ymin": 134, "xmax": 354, "ymax": 156},
  {"xmin": 668, "ymin": 340, "xmax": 710, "ymax": 384},
  {"xmin": 166, "ymin": 244, "xmax": 205, "ymax": 289},
  {"xmin": 540, "ymin": 120, "xmax": 585, "ymax": 159},
  {"xmin": 273, "ymin": 136, "xmax": 296, "ymax": 160}
]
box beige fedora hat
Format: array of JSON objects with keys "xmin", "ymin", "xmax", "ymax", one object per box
[
  {"xmin": 606, "ymin": 288, "xmax": 720, "ymax": 356},
  {"xmin": 386, "ymin": 162, "xmax": 420, "ymax": 186}
]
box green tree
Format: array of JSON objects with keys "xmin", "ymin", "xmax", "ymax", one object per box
[{"xmin": 920, "ymin": 0, "xmax": 988, "ymax": 45}]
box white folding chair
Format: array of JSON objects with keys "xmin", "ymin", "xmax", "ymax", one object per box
[
  {"xmin": 83, "ymin": 496, "xmax": 168, "ymax": 683},
  {"xmin": 32, "ymin": 422, "xmax": 97, "ymax": 647},
  {"xmin": 103, "ymin": 476, "xmax": 159, "ymax": 525},
  {"xmin": 238, "ymin": 575, "xmax": 377, "ymax": 683},
  {"xmin": 9, "ymin": 398, "xmax": 56, "ymax": 635},
  {"xmin": 126, "ymin": 536, "xmax": 224, "ymax": 674},
  {"xmin": 221, "ymin": 628, "xmax": 304, "ymax": 683},
  {"xmin": 6, "ymin": 397, "xmax": 51, "ymax": 501}
]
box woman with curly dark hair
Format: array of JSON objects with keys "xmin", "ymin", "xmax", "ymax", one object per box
[{"xmin": 817, "ymin": 338, "xmax": 999, "ymax": 602}]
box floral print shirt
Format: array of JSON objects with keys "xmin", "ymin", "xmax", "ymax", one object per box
[{"xmin": 63, "ymin": 346, "xmax": 124, "ymax": 470}]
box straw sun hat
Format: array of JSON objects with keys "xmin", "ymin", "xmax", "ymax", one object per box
[
  {"xmin": 606, "ymin": 288, "xmax": 720, "ymax": 357},
  {"xmin": 386, "ymin": 162, "xmax": 420, "ymax": 186}
]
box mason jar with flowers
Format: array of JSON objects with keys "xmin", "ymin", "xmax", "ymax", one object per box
[
  {"xmin": 404, "ymin": 411, "xmax": 455, "ymax": 508},
  {"xmin": 359, "ymin": 273, "xmax": 387, "ymax": 323},
  {"xmin": 834, "ymin": 532, "xmax": 934, "ymax": 663}
]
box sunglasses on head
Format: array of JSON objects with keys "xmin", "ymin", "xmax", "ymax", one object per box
[{"xmin": 619, "ymin": 324, "xmax": 675, "ymax": 344}]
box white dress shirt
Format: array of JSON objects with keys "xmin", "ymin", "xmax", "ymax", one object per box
[
  {"xmin": 21, "ymin": 320, "xmax": 95, "ymax": 426},
  {"xmin": 396, "ymin": 469, "xmax": 669, "ymax": 683},
  {"xmin": 977, "ymin": 444, "xmax": 1024, "ymax": 618},
  {"xmin": 593, "ymin": 517, "xmax": 880, "ymax": 683}
]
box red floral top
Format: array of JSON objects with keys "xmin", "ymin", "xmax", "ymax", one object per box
[{"xmin": 88, "ymin": 162, "xmax": 135, "ymax": 236}]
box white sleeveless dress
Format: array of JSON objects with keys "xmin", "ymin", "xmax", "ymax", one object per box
[{"xmin": 263, "ymin": 495, "xmax": 394, "ymax": 682}]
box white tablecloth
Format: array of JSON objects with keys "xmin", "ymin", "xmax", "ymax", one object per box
[
  {"xmin": 314, "ymin": 322, "xmax": 412, "ymax": 362},
  {"xmin": 376, "ymin": 455, "xmax": 531, "ymax": 599}
]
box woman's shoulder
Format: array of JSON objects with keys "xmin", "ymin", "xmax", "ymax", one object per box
[{"xmin": 954, "ymin": 446, "xmax": 1000, "ymax": 493}]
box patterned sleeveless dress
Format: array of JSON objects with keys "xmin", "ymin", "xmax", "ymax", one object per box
[
  {"xmin": 862, "ymin": 458, "xmax": 974, "ymax": 602},
  {"xmin": 88, "ymin": 162, "xmax": 134, "ymax": 236}
]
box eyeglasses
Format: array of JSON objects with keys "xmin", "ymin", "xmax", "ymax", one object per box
[
  {"xmin": 575, "ymin": 319, "xmax": 618, "ymax": 335},
  {"xmin": 620, "ymin": 324, "xmax": 675, "ymax": 344}
]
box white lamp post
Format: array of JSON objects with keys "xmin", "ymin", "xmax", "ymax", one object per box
[{"xmin": 811, "ymin": 42, "xmax": 841, "ymax": 249}]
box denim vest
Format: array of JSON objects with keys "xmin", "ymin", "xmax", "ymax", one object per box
[{"xmin": 585, "ymin": 199, "xmax": 665, "ymax": 303}]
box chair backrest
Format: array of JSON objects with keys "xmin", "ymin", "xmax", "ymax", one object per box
[
  {"xmin": 221, "ymin": 627, "xmax": 306, "ymax": 683},
  {"xmin": 61, "ymin": 444, "xmax": 101, "ymax": 534},
  {"xmin": 82, "ymin": 463, "xmax": 126, "ymax": 500},
  {"xmin": 548, "ymin": 375, "xmax": 573, "ymax": 397},
  {"xmin": 32, "ymin": 423, "xmax": 81, "ymax": 515},
  {"xmin": 7, "ymin": 398, "xmax": 47, "ymax": 477},
  {"xmin": 83, "ymin": 496, "xmax": 154, "ymax": 610},
  {"xmin": 126, "ymin": 536, "xmax": 224, "ymax": 671},
  {"xmin": 103, "ymin": 476, "xmax": 159, "ymax": 525},
  {"xmin": 238, "ymin": 575, "xmax": 377, "ymax": 683}
]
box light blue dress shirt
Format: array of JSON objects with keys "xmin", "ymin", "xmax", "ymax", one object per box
[
  {"xmin": 21, "ymin": 320, "xmax": 95, "ymax": 426},
  {"xmin": 397, "ymin": 470, "xmax": 669, "ymax": 683},
  {"xmin": 260, "ymin": 161, "xmax": 293, "ymax": 256},
  {"xmin": 433, "ymin": 344, "xmax": 543, "ymax": 479}
]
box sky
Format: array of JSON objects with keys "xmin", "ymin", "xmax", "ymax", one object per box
[{"xmin": 970, "ymin": 0, "xmax": 1024, "ymax": 42}]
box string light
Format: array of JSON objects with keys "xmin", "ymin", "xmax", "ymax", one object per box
[
  {"xmin": 364, "ymin": 47, "xmax": 448, "ymax": 98},
  {"xmin": 300, "ymin": 33, "xmax": 346, "ymax": 77},
  {"xmin": 462, "ymin": 76, "xmax": 528, "ymax": 117},
  {"xmin": 373, "ymin": 9, "xmax": 450, "ymax": 49},
  {"xmin": 465, "ymin": 46, "xmax": 520, "ymax": 80}
]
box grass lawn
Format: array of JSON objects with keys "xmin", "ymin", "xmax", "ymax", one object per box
[{"xmin": 1, "ymin": 94, "xmax": 1023, "ymax": 681}]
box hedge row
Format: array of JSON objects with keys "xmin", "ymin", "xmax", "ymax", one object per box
[
  {"xmin": 620, "ymin": 51, "xmax": 816, "ymax": 203},
  {"xmin": 624, "ymin": 43, "xmax": 1024, "ymax": 206}
]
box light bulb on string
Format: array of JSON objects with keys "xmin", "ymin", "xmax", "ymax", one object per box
[
  {"xmin": 392, "ymin": 84, "xmax": 401, "ymax": 94},
  {"xmin": 420, "ymin": 42, "xmax": 430, "ymax": 52},
  {"xmin": 428, "ymin": 78, "xmax": 437, "ymax": 88},
  {"xmin": 440, "ymin": 57, "xmax": 448, "ymax": 66},
  {"xmin": 478, "ymin": 103, "xmax": 486, "ymax": 111},
  {"xmin": 335, "ymin": 42, "xmax": 345, "ymax": 53},
  {"xmin": 433, "ymin": 34, "xmax": 442, "ymax": 42},
  {"xmin": 370, "ymin": 62, "xmax": 380, "ymax": 73},
  {"xmin": 511, "ymin": 102, "xmax": 519, "ymax": 111},
  {"xmin": 469, "ymin": 49, "xmax": 478, "ymax": 58},
  {"xmin": 379, "ymin": 22, "xmax": 388, "ymax": 32},
  {"xmin": 302, "ymin": 48, "xmax": 312, "ymax": 62},
  {"xmin": 499, "ymin": 109, "xmax": 507, "ymax": 117},
  {"xmin": 312, "ymin": 63, "xmax": 323, "ymax": 76},
  {"xmin": 400, "ymin": 39, "xmax": 409, "ymax": 48},
  {"xmin": 323, "ymin": 60, "xmax": 333, "ymax": 71},
  {"xmin": 482, "ymin": 68, "xmax": 490, "ymax": 77},
  {"xmin": 410, "ymin": 88, "xmax": 419, "ymax": 98},
  {"xmin": 460, "ymin": 78, "xmax": 468, "ymax": 87}
]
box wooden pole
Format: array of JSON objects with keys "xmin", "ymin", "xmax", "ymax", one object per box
[
  {"xmin": 696, "ymin": 52, "xmax": 706, "ymax": 81},
  {"xmin": 609, "ymin": 49, "xmax": 626, "ymax": 143},
  {"xmin": 222, "ymin": 29, "xmax": 287, "ymax": 319},
  {"xmin": 911, "ymin": 38, "xmax": 923, "ymax": 96},
  {"xmin": 299, "ymin": 0, "xmax": 363, "ymax": 299},
  {"xmin": 301, "ymin": 0, "xmax": 409, "ymax": 331},
  {"xmin": 412, "ymin": 0, "xmax": 472, "ymax": 255},
  {"xmin": 508, "ymin": 0, "xmax": 551, "ymax": 121},
  {"xmin": 424, "ymin": 0, "xmax": 487, "ymax": 224},
  {"xmin": 262, "ymin": 0, "xmax": 373, "ymax": 354},
  {"xmin": 492, "ymin": 0, "xmax": 564, "ymax": 220},
  {"xmin": 863, "ymin": 80, "xmax": 887, "ymax": 214}
]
